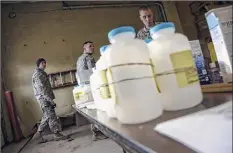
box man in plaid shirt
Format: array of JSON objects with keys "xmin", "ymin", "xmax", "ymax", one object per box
[{"xmin": 137, "ymin": 5, "xmax": 160, "ymax": 40}]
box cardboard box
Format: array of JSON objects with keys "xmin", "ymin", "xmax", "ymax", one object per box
[
  {"xmin": 205, "ymin": 5, "xmax": 232, "ymax": 83},
  {"xmin": 189, "ymin": 40, "xmax": 210, "ymax": 85}
]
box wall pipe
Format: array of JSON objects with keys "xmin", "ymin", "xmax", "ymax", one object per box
[
  {"xmin": 4, "ymin": 91, "xmax": 23, "ymax": 142},
  {"xmin": 62, "ymin": 2, "xmax": 168, "ymax": 22}
]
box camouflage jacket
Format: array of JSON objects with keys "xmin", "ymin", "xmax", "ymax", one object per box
[
  {"xmin": 32, "ymin": 68, "xmax": 55, "ymax": 103},
  {"xmin": 76, "ymin": 53, "xmax": 96, "ymax": 85}
]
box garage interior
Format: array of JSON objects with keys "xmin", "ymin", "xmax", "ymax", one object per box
[{"xmin": 1, "ymin": 1, "xmax": 232, "ymax": 153}]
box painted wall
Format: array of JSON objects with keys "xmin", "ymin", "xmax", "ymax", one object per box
[
  {"xmin": 175, "ymin": 1, "xmax": 212, "ymax": 70},
  {"xmin": 175, "ymin": 1, "xmax": 198, "ymax": 40},
  {"xmin": 2, "ymin": 1, "xmax": 182, "ymax": 136},
  {"xmin": 163, "ymin": 1, "xmax": 183, "ymax": 33}
]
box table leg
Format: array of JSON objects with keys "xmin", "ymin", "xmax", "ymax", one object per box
[{"xmin": 75, "ymin": 112, "xmax": 90, "ymax": 127}]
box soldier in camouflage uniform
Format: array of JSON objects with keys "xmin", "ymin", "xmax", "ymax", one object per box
[
  {"xmin": 76, "ymin": 41, "xmax": 96, "ymax": 85},
  {"xmin": 137, "ymin": 5, "xmax": 159, "ymax": 40},
  {"xmin": 76, "ymin": 41, "xmax": 107, "ymax": 141},
  {"xmin": 32, "ymin": 58, "xmax": 68, "ymax": 142}
]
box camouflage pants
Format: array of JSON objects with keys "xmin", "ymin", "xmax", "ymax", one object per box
[{"xmin": 38, "ymin": 104, "xmax": 60, "ymax": 133}]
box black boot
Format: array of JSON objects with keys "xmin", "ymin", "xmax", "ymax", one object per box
[
  {"xmin": 54, "ymin": 132, "xmax": 69, "ymax": 141},
  {"xmin": 32, "ymin": 131, "xmax": 47, "ymax": 143}
]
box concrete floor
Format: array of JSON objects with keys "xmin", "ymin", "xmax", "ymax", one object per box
[{"xmin": 2, "ymin": 125, "xmax": 123, "ymax": 153}]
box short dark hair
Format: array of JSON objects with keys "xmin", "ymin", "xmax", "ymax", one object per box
[
  {"xmin": 36, "ymin": 58, "xmax": 46, "ymax": 67},
  {"xmin": 83, "ymin": 41, "xmax": 93, "ymax": 47},
  {"xmin": 139, "ymin": 5, "xmax": 151, "ymax": 12}
]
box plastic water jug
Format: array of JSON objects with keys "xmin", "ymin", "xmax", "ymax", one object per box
[
  {"xmin": 96, "ymin": 45, "xmax": 111, "ymax": 102},
  {"xmin": 73, "ymin": 84, "xmax": 93, "ymax": 106},
  {"xmin": 90, "ymin": 46, "xmax": 108, "ymax": 112},
  {"xmin": 106, "ymin": 26, "xmax": 163, "ymax": 124},
  {"xmin": 149, "ymin": 22, "xmax": 203, "ymax": 111},
  {"xmin": 91, "ymin": 45, "xmax": 116, "ymax": 118},
  {"xmin": 99, "ymin": 45, "xmax": 117, "ymax": 118},
  {"xmin": 90, "ymin": 70, "xmax": 106, "ymax": 111}
]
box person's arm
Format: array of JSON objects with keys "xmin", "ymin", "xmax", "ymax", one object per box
[{"xmin": 78, "ymin": 56, "xmax": 88, "ymax": 70}]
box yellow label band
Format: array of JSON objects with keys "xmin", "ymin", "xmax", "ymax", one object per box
[
  {"xmin": 106, "ymin": 68, "xmax": 118, "ymax": 104},
  {"xmin": 75, "ymin": 92, "xmax": 83, "ymax": 99},
  {"xmin": 74, "ymin": 91, "xmax": 88, "ymax": 101},
  {"xmin": 99, "ymin": 70, "xmax": 111, "ymax": 99},
  {"xmin": 149, "ymin": 59, "xmax": 161, "ymax": 93},
  {"xmin": 170, "ymin": 50, "xmax": 199, "ymax": 88}
]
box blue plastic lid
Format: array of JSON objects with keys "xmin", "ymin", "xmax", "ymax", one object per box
[
  {"xmin": 100, "ymin": 45, "xmax": 109, "ymax": 54},
  {"xmin": 74, "ymin": 85, "xmax": 79, "ymax": 88},
  {"xmin": 150, "ymin": 22, "xmax": 175, "ymax": 35},
  {"xmin": 206, "ymin": 12, "xmax": 218, "ymax": 30},
  {"xmin": 144, "ymin": 39, "xmax": 152, "ymax": 44},
  {"xmin": 108, "ymin": 26, "xmax": 136, "ymax": 40}
]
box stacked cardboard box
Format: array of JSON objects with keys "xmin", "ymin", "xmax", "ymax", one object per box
[{"xmin": 205, "ymin": 5, "xmax": 232, "ymax": 83}]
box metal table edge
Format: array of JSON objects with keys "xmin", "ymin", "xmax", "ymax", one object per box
[{"xmin": 72, "ymin": 105, "xmax": 157, "ymax": 153}]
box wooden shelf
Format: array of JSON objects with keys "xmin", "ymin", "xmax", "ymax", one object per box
[
  {"xmin": 48, "ymin": 69, "xmax": 78, "ymax": 89},
  {"xmin": 201, "ymin": 83, "xmax": 232, "ymax": 93},
  {"xmin": 49, "ymin": 69, "xmax": 76, "ymax": 75},
  {"xmin": 52, "ymin": 82, "xmax": 77, "ymax": 89}
]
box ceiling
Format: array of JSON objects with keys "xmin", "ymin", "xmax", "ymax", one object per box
[{"xmin": 1, "ymin": 1, "xmax": 159, "ymax": 5}]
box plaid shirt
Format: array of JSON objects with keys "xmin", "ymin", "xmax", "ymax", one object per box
[
  {"xmin": 137, "ymin": 27, "xmax": 151, "ymax": 40},
  {"xmin": 76, "ymin": 53, "xmax": 96, "ymax": 85},
  {"xmin": 137, "ymin": 22, "xmax": 161, "ymax": 40}
]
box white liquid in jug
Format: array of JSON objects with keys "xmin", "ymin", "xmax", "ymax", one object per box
[
  {"xmin": 106, "ymin": 26, "xmax": 163, "ymax": 124},
  {"xmin": 149, "ymin": 22, "xmax": 203, "ymax": 111}
]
